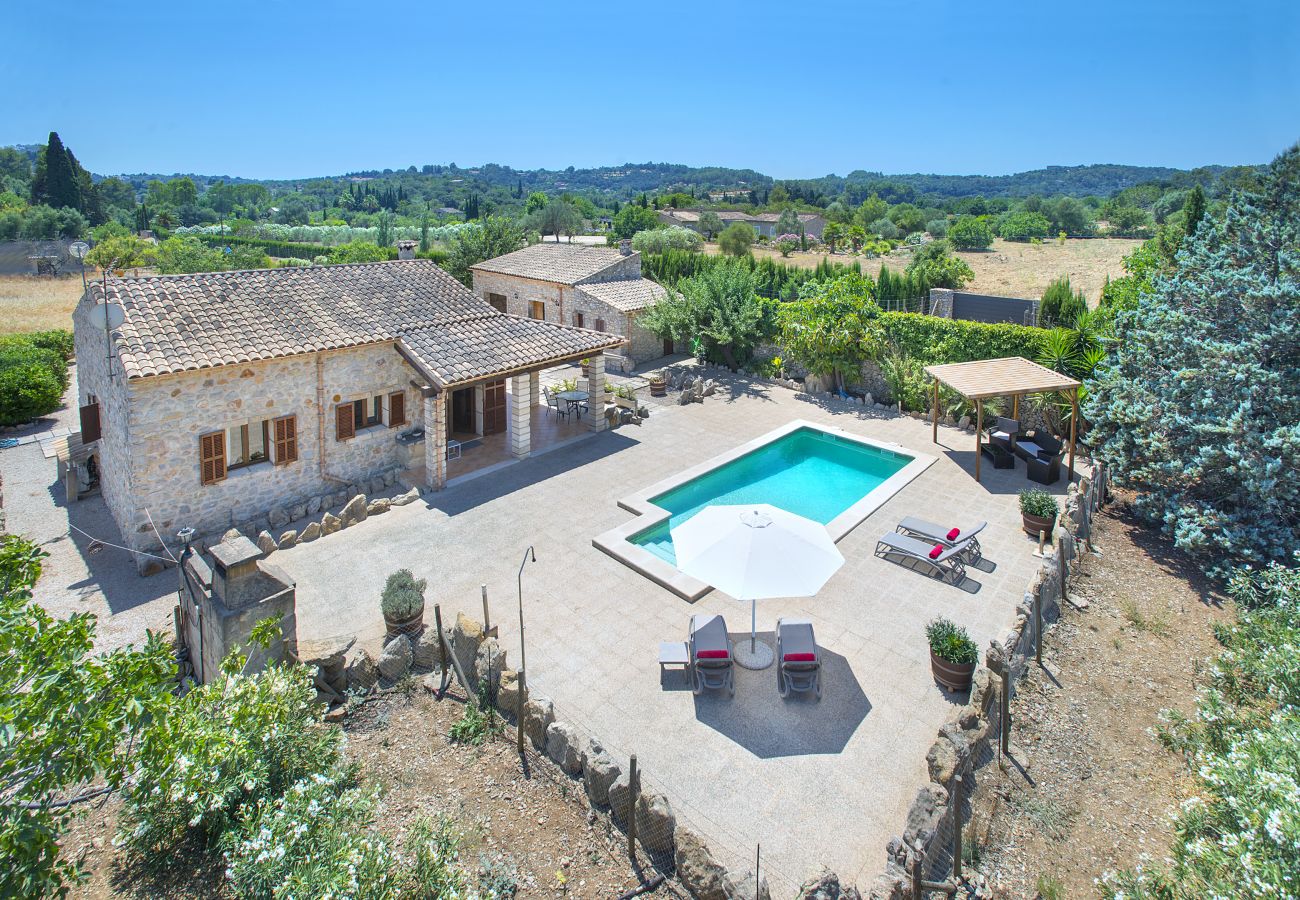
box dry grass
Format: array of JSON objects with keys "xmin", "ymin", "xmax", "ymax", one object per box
[
  {"xmin": 0, "ymin": 274, "xmax": 84, "ymax": 334},
  {"xmin": 705, "ymin": 236, "xmax": 1141, "ymax": 304}
]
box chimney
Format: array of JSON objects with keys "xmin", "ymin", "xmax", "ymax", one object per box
[
  {"xmin": 208, "ymin": 534, "xmax": 266, "ymax": 610},
  {"xmin": 618, "ymin": 239, "xmax": 632, "ymax": 257},
  {"xmin": 397, "ymin": 239, "xmax": 418, "ymax": 260}
]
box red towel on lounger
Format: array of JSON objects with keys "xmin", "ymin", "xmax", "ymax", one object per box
[
  {"xmin": 929, "ymin": 544, "xmax": 944, "ymax": 559},
  {"xmin": 696, "ymin": 649, "xmax": 729, "ymax": 659},
  {"xmin": 784, "ymin": 652, "xmax": 816, "ymax": 662},
  {"xmin": 947, "ymin": 528, "xmax": 961, "ymax": 541}
]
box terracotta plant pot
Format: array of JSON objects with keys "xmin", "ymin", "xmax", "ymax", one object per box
[
  {"xmin": 930, "ymin": 650, "xmax": 976, "ymax": 692},
  {"xmin": 649, "ymin": 380, "xmax": 666, "ymax": 397},
  {"xmin": 1021, "ymin": 511, "xmax": 1055, "ymax": 538},
  {"xmin": 384, "ymin": 608, "xmax": 424, "ymax": 640}
]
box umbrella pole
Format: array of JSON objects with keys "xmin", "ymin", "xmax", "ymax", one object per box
[{"xmin": 750, "ymin": 598, "xmax": 756, "ymax": 652}]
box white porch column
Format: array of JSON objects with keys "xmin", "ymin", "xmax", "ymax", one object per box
[
  {"xmin": 529, "ymin": 371, "xmax": 540, "ymax": 408},
  {"xmin": 423, "ymin": 391, "xmax": 447, "ymax": 490},
  {"xmin": 584, "ymin": 353, "xmax": 607, "ymax": 432},
  {"xmin": 473, "ymin": 383, "xmax": 485, "ymax": 435},
  {"xmin": 508, "ymin": 374, "xmax": 530, "ymax": 459}
]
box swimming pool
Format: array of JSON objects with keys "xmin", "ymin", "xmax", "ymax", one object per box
[
  {"xmin": 631, "ymin": 427, "xmax": 913, "ymax": 565},
  {"xmin": 593, "ymin": 420, "xmax": 936, "ymax": 599}
]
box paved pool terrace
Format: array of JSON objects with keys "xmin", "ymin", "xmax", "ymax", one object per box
[{"xmin": 265, "ymin": 368, "xmax": 1069, "ymax": 892}]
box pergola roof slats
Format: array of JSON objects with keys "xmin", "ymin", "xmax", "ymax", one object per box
[
  {"xmin": 925, "ymin": 357, "xmax": 1080, "ymax": 400},
  {"xmin": 924, "ymin": 356, "xmax": 1080, "ymax": 483}
]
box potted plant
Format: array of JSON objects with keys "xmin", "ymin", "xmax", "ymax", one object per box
[
  {"xmin": 648, "ymin": 372, "xmax": 666, "ymax": 397},
  {"xmin": 580, "ymin": 358, "xmax": 591, "ymax": 377},
  {"xmin": 926, "ymin": 617, "xmax": 978, "ymax": 692},
  {"xmin": 1019, "ymin": 489, "xmax": 1059, "ymax": 538},
  {"xmin": 380, "ymin": 568, "xmax": 426, "ymax": 639}
]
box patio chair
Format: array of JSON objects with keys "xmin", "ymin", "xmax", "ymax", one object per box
[
  {"xmin": 986, "ymin": 417, "xmax": 1020, "ymax": 454},
  {"xmin": 1013, "ymin": 430, "xmax": 1064, "ymax": 485},
  {"xmin": 896, "ymin": 517, "xmax": 986, "ymax": 562},
  {"xmin": 775, "ymin": 618, "xmax": 821, "ymax": 700},
  {"xmin": 688, "ymin": 613, "xmax": 734, "ymax": 697},
  {"xmin": 544, "ymin": 389, "xmax": 568, "ymax": 419},
  {"xmin": 874, "ymin": 531, "xmax": 972, "ymax": 585}
]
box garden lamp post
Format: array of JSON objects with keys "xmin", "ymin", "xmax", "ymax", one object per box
[{"xmin": 516, "ymin": 545, "xmax": 536, "ymax": 753}]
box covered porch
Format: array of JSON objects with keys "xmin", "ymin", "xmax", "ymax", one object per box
[{"xmin": 395, "ymin": 316, "xmax": 625, "ymax": 490}]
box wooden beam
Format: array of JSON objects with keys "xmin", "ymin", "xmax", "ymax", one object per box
[
  {"xmin": 975, "ymin": 402, "xmax": 983, "ymax": 482},
  {"xmin": 932, "ymin": 380, "xmax": 939, "ymax": 443},
  {"xmin": 1068, "ymin": 387, "xmax": 1078, "ymax": 481},
  {"xmin": 1012, "ymin": 393, "xmax": 1019, "ymax": 422}
]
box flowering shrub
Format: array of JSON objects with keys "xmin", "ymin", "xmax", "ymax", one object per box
[
  {"xmin": 121, "ymin": 636, "xmax": 341, "ymax": 855},
  {"xmin": 631, "ymin": 225, "xmax": 702, "ymax": 254},
  {"xmin": 226, "ymin": 771, "xmax": 471, "ymax": 900},
  {"xmin": 1100, "ymin": 559, "xmax": 1300, "ymax": 898},
  {"xmin": 774, "ymin": 234, "xmax": 801, "ymax": 257}
]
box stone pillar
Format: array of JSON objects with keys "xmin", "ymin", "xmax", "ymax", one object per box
[
  {"xmin": 928, "ymin": 288, "xmax": 954, "ymax": 318},
  {"xmin": 584, "ymin": 353, "xmax": 607, "ymax": 432},
  {"xmin": 508, "ymin": 374, "xmax": 530, "ymax": 460},
  {"xmin": 424, "ymin": 392, "xmax": 447, "ymax": 490},
  {"xmin": 529, "ymin": 371, "xmax": 540, "ymax": 408},
  {"xmin": 474, "ymin": 383, "xmax": 485, "ymax": 435}
]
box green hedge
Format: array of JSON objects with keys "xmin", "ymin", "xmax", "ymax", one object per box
[
  {"xmin": 642, "ymin": 249, "xmax": 865, "ymax": 300},
  {"xmin": 878, "ymin": 312, "xmax": 1047, "ymax": 365},
  {"xmin": 0, "ymin": 331, "xmax": 71, "ymax": 426}
]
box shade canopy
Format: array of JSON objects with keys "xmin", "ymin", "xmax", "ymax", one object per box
[
  {"xmin": 671, "ymin": 504, "xmax": 844, "ymax": 600},
  {"xmin": 924, "ymin": 356, "xmax": 1080, "ymax": 400}
]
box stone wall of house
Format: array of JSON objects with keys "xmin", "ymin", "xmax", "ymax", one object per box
[
  {"xmin": 74, "ymin": 293, "xmax": 140, "ymax": 545},
  {"xmin": 88, "ymin": 341, "xmax": 424, "ymax": 562},
  {"xmin": 472, "ymin": 270, "xmax": 569, "ymax": 324},
  {"xmin": 579, "ymin": 252, "xmax": 642, "ymax": 283}
]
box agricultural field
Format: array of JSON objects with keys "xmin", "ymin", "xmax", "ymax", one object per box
[
  {"xmin": 706, "ymin": 237, "xmax": 1140, "ymax": 304},
  {"xmin": 0, "ymin": 274, "xmax": 85, "ymax": 334}
]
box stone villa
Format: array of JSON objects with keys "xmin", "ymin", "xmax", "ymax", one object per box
[
  {"xmin": 470, "ymin": 242, "xmax": 681, "ymax": 368},
  {"xmin": 72, "ymin": 259, "xmax": 624, "ymax": 568}
]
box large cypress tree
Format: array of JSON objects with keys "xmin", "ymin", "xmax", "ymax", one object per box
[
  {"xmin": 32, "ymin": 132, "xmax": 81, "ymax": 211},
  {"xmin": 1085, "ymin": 143, "xmax": 1300, "ymax": 574},
  {"xmin": 1183, "ymin": 184, "xmax": 1207, "ymax": 237}
]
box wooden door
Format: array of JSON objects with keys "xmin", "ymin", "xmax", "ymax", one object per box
[
  {"xmin": 451, "ymin": 388, "xmax": 474, "ymax": 434},
  {"xmin": 664, "ymin": 338, "xmax": 674, "ymax": 357},
  {"xmin": 483, "ymin": 380, "xmax": 506, "ymax": 435}
]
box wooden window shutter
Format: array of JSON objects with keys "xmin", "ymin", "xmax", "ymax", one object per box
[
  {"xmin": 273, "ymin": 415, "xmax": 298, "ymax": 464},
  {"xmin": 335, "ymin": 402, "xmax": 355, "ymax": 441},
  {"xmin": 79, "ymin": 402, "xmax": 102, "ymax": 443},
  {"xmin": 388, "ymin": 391, "xmax": 406, "ymax": 428},
  {"xmin": 199, "ymin": 431, "xmax": 226, "ymax": 485}
]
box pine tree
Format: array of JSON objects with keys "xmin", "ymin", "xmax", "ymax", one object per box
[
  {"xmin": 1183, "ymin": 184, "xmax": 1207, "ymax": 237},
  {"xmin": 1085, "ymin": 143, "xmax": 1300, "ymax": 574}
]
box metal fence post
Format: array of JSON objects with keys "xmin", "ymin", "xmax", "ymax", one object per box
[
  {"xmin": 952, "ymin": 775, "xmax": 963, "ymax": 881},
  {"xmin": 627, "ymin": 754, "xmax": 639, "ymax": 858},
  {"xmin": 1000, "ymin": 664, "xmax": 1011, "ymax": 757},
  {"xmin": 1034, "ymin": 590, "xmax": 1043, "ymax": 667},
  {"xmin": 481, "ymin": 583, "xmax": 491, "ymax": 636}
]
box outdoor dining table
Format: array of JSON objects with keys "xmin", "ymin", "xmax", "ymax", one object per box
[{"xmin": 555, "ymin": 390, "xmax": 589, "ymax": 417}]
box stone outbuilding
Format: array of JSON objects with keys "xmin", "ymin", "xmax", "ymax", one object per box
[
  {"xmin": 73, "ymin": 259, "xmax": 624, "ymax": 569},
  {"xmin": 470, "ymin": 242, "xmax": 681, "ymax": 369}
]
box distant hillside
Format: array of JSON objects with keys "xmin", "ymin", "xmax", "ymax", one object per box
[{"xmin": 96, "ymin": 160, "xmax": 1245, "ymax": 204}]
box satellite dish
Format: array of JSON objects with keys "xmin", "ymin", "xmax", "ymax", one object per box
[
  {"xmin": 69, "ymin": 241, "xmax": 90, "ymax": 260},
  {"xmin": 87, "ymin": 303, "xmax": 126, "ymax": 330}
]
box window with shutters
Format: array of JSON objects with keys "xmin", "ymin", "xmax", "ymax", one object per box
[
  {"xmin": 575, "ymin": 312, "xmax": 584, "ymax": 328},
  {"xmin": 226, "ymin": 420, "xmax": 270, "ymax": 471},
  {"xmin": 388, "ymin": 391, "xmax": 406, "ymax": 428},
  {"xmin": 336, "ymin": 402, "xmax": 355, "ymax": 441},
  {"xmin": 530, "ymin": 300, "xmax": 545, "ymax": 320},
  {"xmin": 199, "ymin": 431, "xmax": 227, "ymax": 485},
  {"xmin": 594, "ymin": 318, "xmax": 606, "ymax": 333},
  {"xmin": 272, "ymin": 415, "xmax": 298, "ymax": 464}
]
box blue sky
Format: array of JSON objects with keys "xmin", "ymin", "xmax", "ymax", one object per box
[{"xmin": 4, "ymin": 0, "xmax": 1297, "ymax": 180}]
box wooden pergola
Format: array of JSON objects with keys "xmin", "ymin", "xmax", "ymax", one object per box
[{"xmin": 924, "ymin": 357, "xmax": 1082, "ymax": 483}]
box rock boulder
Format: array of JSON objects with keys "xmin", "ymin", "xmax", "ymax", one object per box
[
  {"xmin": 674, "ymin": 829, "xmax": 732, "ymax": 900},
  {"xmin": 345, "ymin": 649, "xmax": 379, "ymax": 692},
  {"xmin": 299, "ymin": 522, "xmax": 321, "ymax": 542},
  {"xmin": 321, "ymin": 512, "xmax": 342, "ymax": 535},
  {"xmin": 256, "ymin": 531, "xmax": 277, "ymax": 555},
  {"xmin": 582, "ymin": 738, "xmax": 619, "ymax": 805},
  {"xmin": 340, "ymin": 494, "xmax": 368, "ymax": 526},
  {"xmin": 544, "ymin": 721, "xmax": 582, "ymax": 775},
  {"xmin": 522, "ymin": 697, "xmax": 554, "ymax": 751},
  {"xmin": 378, "ymin": 635, "xmax": 413, "ymax": 681},
  {"xmin": 635, "ymin": 791, "xmax": 676, "ymax": 854}
]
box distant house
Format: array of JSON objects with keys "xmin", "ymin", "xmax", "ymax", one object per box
[
  {"xmin": 658, "ymin": 209, "xmax": 826, "ymax": 240},
  {"xmin": 72, "ymin": 260, "xmax": 623, "ymax": 569},
  {"xmin": 470, "ymin": 242, "xmax": 681, "ymax": 368}
]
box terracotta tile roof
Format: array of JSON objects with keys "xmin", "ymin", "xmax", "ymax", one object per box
[
  {"xmin": 469, "ymin": 243, "xmax": 632, "ymax": 285},
  {"xmin": 398, "ymin": 317, "xmax": 624, "ymax": 388},
  {"xmin": 87, "ymin": 259, "xmax": 620, "ymax": 381},
  {"xmin": 577, "ymin": 278, "xmax": 668, "ymax": 313}
]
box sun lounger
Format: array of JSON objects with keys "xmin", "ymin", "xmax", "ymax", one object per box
[
  {"xmin": 874, "ymin": 531, "xmax": 972, "ymax": 584},
  {"xmin": 775, "ymin": 618, "xmax": 821, "ymax": 699},
  {"xmin": 688, "ymin": 613, "xmax": 734, "ymax": 697},
  {"xmin": 896, "ymin": 517, "xmax": 986, "ymax": 561}
]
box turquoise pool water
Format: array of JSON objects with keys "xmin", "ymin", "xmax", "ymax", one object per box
[{"xmin": 631, "ymin": 427, "xmax": 912, "ymax": 565}]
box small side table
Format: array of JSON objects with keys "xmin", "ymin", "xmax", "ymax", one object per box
[
  {"xmin": 446, "ymin": 440, "xmax": 461, "ymax": 461},
  {"xmin": 658, "ymin": 641, "xmax": 689, "ymax": 680}
]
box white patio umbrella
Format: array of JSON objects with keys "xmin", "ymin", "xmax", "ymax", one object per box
[{"xmin": 671, "ymin": 504, "xmax": 843, "ymax": 669}]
